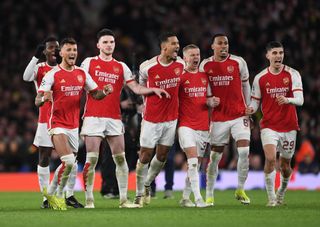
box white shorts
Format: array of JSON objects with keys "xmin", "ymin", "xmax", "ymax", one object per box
[
  {"xmin": 261, "ymin": 128, "xmax": 297, "ymax": 159},
  {"xmin": 49, "ymin": 127, "xmax": 79, "ymax": 152},
  {"xmin": 140, "ymin": 119, "xmax": 177, "ymax": 148},
  {"xmin": 80, "ymin": 117, "xmax": 124, "ymax": 137},
  {"xmin": 178, "ymin": 126, "xmax": 209, "ymax": 157},
  {"xmin": 33, "ymin": 123, "xmax": 53, "ymax": 147},
  {"xmin": 210, "ymin": 116, "xmax": 251, "ymax": 146}
]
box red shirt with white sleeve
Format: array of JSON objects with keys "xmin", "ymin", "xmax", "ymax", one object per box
[
  {"xmin": 200, "ymin": 54, "xmax": 249, "ymax": 122},
  {"xmin": 81, "ymin": 56, "xmax": 135, "ymax": 119},
  {"xmin": 251, "ymin": 65, "xmax": 303, "ymax": 132},
  {"xmin": 139, "ymin": 56, "xmax": 185, "ymax": 123},
  {"xmin": 31, "ymin": 62, "xmax": 53, "ymax": 124},
  {"xmin": 38, "ymin": 65, "xmax": 98, "ymax": 129},
  {"xmin": 178, "ymin": 71, "xmax": 209, "ymax": 130}
]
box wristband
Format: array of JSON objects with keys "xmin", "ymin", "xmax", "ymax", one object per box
[
  {"xmin": 102, "ymin": 89, "xmax": 107, "ymax": 96},
  {"xmin": 41, "ymin": 96, "xmax": 45, "ymax": 102}
]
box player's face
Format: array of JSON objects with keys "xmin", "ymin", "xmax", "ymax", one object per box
[
  {"xmin": 44, "ymin": 41, "xmax": 59, "ymax": 64},
  {"xmin": 266, "ymin": 47, "xmax": 284, "ymax": 69},
  {"xmin": 212, "ymin": 36, "xmax": 229, "ymax": 60},
  {"xmin": 162, "ymin": 36, "xmax": 180, "ymax": 61},
  {"xmin": 183, "ymin": 48, "xmax": 200, "ymax": 70},
  {"xmin": 60, "ymin": 43, "xmax": 77, "ymax": 67},
  {"xmin": 97, "ymin": 35, "xmax": 115, "ymax": 56}
]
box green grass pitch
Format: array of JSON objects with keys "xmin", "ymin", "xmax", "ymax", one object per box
[{"xmin": 0, "ymin": 190, "xmax": 319, "ymax": 227}]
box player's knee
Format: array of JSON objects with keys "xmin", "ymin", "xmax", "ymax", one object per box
[
  {"xmin": 113, "ymin": 152, "xmax": 126, "ymax": 166},
  {"xmin": 265, "ymin": 158, "xmax": 276, "ymax": 168},
  {"xmin": 237, "ymin": 146, "xmax": 249, "ymax": 159},
  {"xmin": 39, "ymin": 157, "xmax": 50, "ymax": 167},
  {"xmin": 61, "ymin": 154, "xmax": 76, "ymax": 170},
  {"xmin": 140, "ymin": 152, "xmax": 152, "ymax": 163}
]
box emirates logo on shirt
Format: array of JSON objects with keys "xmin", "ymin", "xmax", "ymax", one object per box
[
  {"xmin": 113, "ymin": 66, "xmax": 120, "ymax": 73},
  {"xmin": 201, "ymin": 78, "xmax": 207, "ymax": 85},
  {"xmin": 227, "ymin": 65, "xmax": 234, "ymax": 73},
  {"xmin": 77, "ymin": 75, "xmax": 83, "ymax": 83},
  {"xmin": 283, "ymin": 77, "xmax": 289, "ymax": 85},
  {"xmin": 174, "ymin": 68, "xmax": 181, "ymax": 76}
]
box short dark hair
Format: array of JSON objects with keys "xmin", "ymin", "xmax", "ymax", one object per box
[
  {"xmin": 97, "ymin": 28, "xmax": 115, "ymax": 41},
  {"xmin": 213, "ymin": 33, "xmax": 227, "ymax": 42},
  {"xmin": 266, "ymin": 41, "xmax": 283, "ymax": 51},
  {"xmin": 158, "ymin": 31, "xmax": 177, "ymax": 46},
  {"xmin": 44, "ymin": 36, "xmax": 58, "ymax": 44},
  {"xmin": 60, "ymin": 37, "xmax": 77, "ymax": 48}
]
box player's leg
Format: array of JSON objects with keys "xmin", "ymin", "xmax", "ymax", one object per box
[
  {"xmin": 34, "ymin": 123, "xmax": 53, "ymax": 208},
  {"xmin": 232, "ymin": 118, "xmax": 251, "ymax": 204},
  {"xmin": 276, "ymin": 130, "xmax": 296, "ymax": 205},
  {"xmin": 63, "ymin": 128, "xmax": 83, "ymax": 208},
  {"xmin": 82, "ymin": 136, "xmax": 102, "ymax": 208},
  {"xmin": 37, "ymin": 146, "xmax": 52, "ymax": 208},
  {"xmin": 206, "ymin": 121, "xmax": 229, "ymax": 205},
  {"xmin": 261, "ymin": 129, "xmax": 279, "ymax": 206}
]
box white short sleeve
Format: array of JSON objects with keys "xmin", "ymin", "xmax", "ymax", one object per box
[
  {"xmin": 38, "ymin": 71, "xmax": 54, "ymax": 92},
  {"xmin": 84, "ymin": 71, "xmax": 98, "ymax": 91},
  {"xmin": 80, "ymin": 58, "xmax": 91, "ymax": 73},
  {"xmin": 251, "ymin": 75, "xmax": 261, "ymax": 100},
  {"xmin": 139, "ymin": 60, "xmax": 149, "ymax": 87},
  {"xmin": 120, "ymin": 62, "xmax": 136, "ymax": 84},
  {"xmin": 239, "ymin": 57, "xmax": 249, "ymax": 81}
]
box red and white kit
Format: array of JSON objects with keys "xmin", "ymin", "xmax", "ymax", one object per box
[
  {"xmin": 38, "ymin": 65, "xmax": 98, "ymax": 130},
  {"xmin": 200, "ymin": 54, "xmax": 249, "ymax": 122},
  {"xmin": 251, "ymin": 65, "xmax": 303, "ymax": 132},
  {"xmin": 178, "ymin": 70, "xmax": 210, "ymax": 157},
  {"xmin": 139, "ymin": 56, "xmax": 184, "ymax": 148}
]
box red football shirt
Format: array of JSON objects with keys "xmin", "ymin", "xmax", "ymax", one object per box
[
  {"xmin": 178, "ymin": 71, "xmax": 209, "ymax": 130},
  {"xmin": 200, "ymin": 54, "xmax": 249, "ymax": 122},
  {"xmin": 251, "ymin": 65, "xmax": 303, "ymax": 132},
  {"xmin": 33, "ymin": 62, "xmax": 53, "ymax": 123},
  {"xmin": 38, "ymin": 65, "xmax": 98, "ymax": 129},
  {"xmin": 139, "ymin": 56, "xmax": 185, "ymax": 123},
  {"xmin": 81, "ymin": 56, "xmax": 135, "ymax": 119}
]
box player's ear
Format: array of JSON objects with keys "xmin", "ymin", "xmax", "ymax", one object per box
[{"xmin": 97, "ymin": 42, "xmax": 100, "ymax": 49}]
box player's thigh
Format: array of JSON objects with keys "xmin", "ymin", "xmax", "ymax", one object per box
[
  {"xmin": 140, "ymin": 120, "xmax": 161, "ymax": 149},
  {"xmin": 261, "ymin": 128, "xmax": 279, "ymax": 160},
  {"xmin": 49, "ymin": 128, "xmax": 73, "ymax": 156},
  {"xmin": 106, "ymin": 134, "xmax": 125, "ymax": 155},
  {"xmin": 34, "ymin": 123, "xmax": 53, "ymax": 148},
  {"xmin": 104, "ymin": 118, "xmax": 125, "ymax": 136},
  {"xmin": 278, "ymin": 130, "xmax": 297, "ymax": 159},
  {"xmin": 80, "ymin": 117, "xmax": 106, "ymax": 137},
  {"xmin": 195, "ymin": 130, "xmax": 210, "ymax": 157},
  {"xmin": 158, "ymin": 120, "xmax": 177, "ymax": 146},
  {"xmin": 210, "ymin": 121, "xmax": 231, "ymax": 146},
  {"xmin": 231, "ymin": 116, "xmax": 251, "ymax": 142},
  {"xmin": 178, "ymin": 126, "xmax": 197, "ymax": 150}
]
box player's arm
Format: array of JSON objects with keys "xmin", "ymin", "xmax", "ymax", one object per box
[
  {"xmin": 206, "ymin": 85, "xmax": 220, "ymax": 107},
  {"xmin": 83, "ymin": 71, "xmax": 113, "ymax": 100},
  {"xmin": 35, "ymin": 91, "xmax": 51, "ymax": 107},
  {"xmin": 23, "ymin": 44, "xmax": 45, "ymax": 81},
  {"xmin": 276, "ymin": 70, "xmax": 304, "ymax": 106},
  {"xmin": 89, "ymin": 84, "xmax": 113, "ymax": 100},
  {"xmin": 239, "ymin": 57, "xmax": 251, "ymax": 105},
  {"xmin": 245, "ymin": 76, "xmax": 260, "ymax": 115},
  {"xmin": 127, "ymin": 81, "xmax": 170, "ymax": 99},
  {"xmin": 35, "ymin": 72, "xmax": 53, "ymax": 107}
]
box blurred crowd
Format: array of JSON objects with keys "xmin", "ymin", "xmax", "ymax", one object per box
[{"xmin": 0, "ymin": 0, "xmax": 319, "ymax": 174}]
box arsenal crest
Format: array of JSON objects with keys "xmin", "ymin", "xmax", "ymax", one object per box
[
  {"xmin": 227, "ymin": 65, "xmax": 234, "ymax": 73},
  {"xmin": 174, "ymin": 68, "xmax": 181, "ymax": 76},
  {"xmin": 77, "ymin": 75, "xmax": 84, "ymax": 83},
  {"xmin": 201, "ymin": 78, "xmax": 207, "ymax": 85},
  {"xmin": 283, "ymin": 77, "xmax": 289, "ymax": 85},
  {"xmin": 113, "ymin": 66, "xmax": 120, "ymax": 73}
]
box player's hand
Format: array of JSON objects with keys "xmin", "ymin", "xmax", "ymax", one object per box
[
  {"xmin": 207, "ymin": 96, "xmax": 220, "ymax": 107},
  {"xmin": 43, "ymin": 91, "xmax": 52, "ymax": 102},
  {"xmin": 245, "ymin": 106, "xmax": 254, "ymax": 115},
  {"xmin": 35, "ymin": 43, "xmax": 45, "ymax": 59},
  {"xmin": 152, "ymin": 88, "xmax": 171, "ymax": 99},
  {"xmin": 276, "ymin": 95, "xmax": 289, "ymax": 105},
  {"xmin": 103, "ymin": 84, "xmax": 113, "ymax": 95}
]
